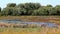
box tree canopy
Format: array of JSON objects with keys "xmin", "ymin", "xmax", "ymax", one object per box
[{"xmin": 0, "ymin": 3, "xmax": 60, "ymax": 16}]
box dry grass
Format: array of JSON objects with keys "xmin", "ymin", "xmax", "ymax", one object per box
[
  {"xmin": 0, "ymin": 16, "xmax": 60, "ymax": 22},
  {"xmin": 0, "ymin": 16, "xmax": 60, "ymax": 24},
  {"xmin": 0, "ymin": 28, "xmax": 60, "ymax": 34},
  {"xmin": 49, "ymin": 20, "xmax": 60, "ymax": 25},
  {"xmin": 0, "ymin": 16, "xmax": 60, "ymax": 34}
]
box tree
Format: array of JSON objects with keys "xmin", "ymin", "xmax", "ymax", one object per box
[
  {"xmin": 45, "ymin": 6, "xmax": 53, "ymax": 15},
  {"xmin": 32, "ymin": 7, "xmax": 48, "ymax": 16},
  {"xmin": 17, "ymin": 3, "xmax": 41, "ymax": 9},
  {"xmin": 0, "ymin": 7, "xmax": 1, "ymax": 12},
  {"xmin": 1, "ymin": 7, "xmax": 13, "ymax": 16},
  {"xmin": 0, "ymin": 8, "xmax": 1, "ymax": 11},
  {"xmin": 18, "ymin": 8, "xmax": 27, "ymax": 15},
  {"xmin": 0, "ymin": 7, "xmax": 1, "ymax": 16},
  {"xmin": 17, "ymin": 3, "xmax": 41, "ymax": 15},
  {"xmin": 47, "ymin": 4, "xmax": 52, "ymax": 7},
  {"xmin": 55, "ymin": 5, "xmax": 60, "ymax": 15},
  {"xmin": 1, "ymin": 3, "xmax": 60, "ymax": 16},
  {"xmin": 7, "ymin": 3, "xmax": 16, "ymax": 7},
  {"xmin": 49, "ymin": 8, "xmax": 57, "ymax": 15}
]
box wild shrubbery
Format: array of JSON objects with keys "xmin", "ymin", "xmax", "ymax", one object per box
[{"xmin": 0, "ymin": 3, "xmax": 60, "ymax": 16}]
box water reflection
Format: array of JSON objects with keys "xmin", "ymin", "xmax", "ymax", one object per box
[{"xmin": 0, "ymin": 20, "xmax": 57, "ymax": 27}]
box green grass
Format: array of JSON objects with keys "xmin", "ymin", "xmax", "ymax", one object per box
[
  {"xmin": 0, "ymin": 27, "xmax": 60, "ymax": 34},
  {"xmin": 0, "ymin": 28, "xmax": 41, "ymax": 32},
  {"xmin": 0, "ymin": 27, "xmax": 58, "ymax": 32}
]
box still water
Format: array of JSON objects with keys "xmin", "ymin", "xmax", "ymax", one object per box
[{"xmin": 0, "ymin": 20, "xmax": 57, "ymax": 27}]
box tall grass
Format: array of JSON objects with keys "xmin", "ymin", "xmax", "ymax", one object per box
[{"xmin": 0, "ymin": 27, "xmax": 60, "ymax": 34}]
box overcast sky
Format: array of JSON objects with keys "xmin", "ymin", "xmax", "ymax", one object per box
[{"xmin": 0, "ymin": 0, "xmax": 60, "ymax": 8}]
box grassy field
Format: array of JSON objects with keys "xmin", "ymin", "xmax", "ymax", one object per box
[
  {"xmin": 0, "ymin": 16, "xmax": 60, "ymax": 34},
  {"xmin": 0, "ymin": 28, "xmax": 60, "ymax": 34}
]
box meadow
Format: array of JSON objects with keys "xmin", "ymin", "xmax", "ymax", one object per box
[
  {"xmin": 0, "ymin": 16, "xmax": 60, "ymax": 34},
  {"xmin": 0, "ymin": 27, "xmax": 60, "ymax": 34}
]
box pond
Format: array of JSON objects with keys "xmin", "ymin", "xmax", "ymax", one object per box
[{"xmin": 0, "ymin": 20, "xmax": 57, "ymax": 27}]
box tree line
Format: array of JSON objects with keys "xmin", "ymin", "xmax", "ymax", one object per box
[{"xmin": 0, "ymin": 3, "xmax": 60, "ymax": 16}]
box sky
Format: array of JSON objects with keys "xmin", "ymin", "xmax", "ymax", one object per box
[{"xmin": 0, "ymin": 0, "xmax": 60, "ymax": 8}]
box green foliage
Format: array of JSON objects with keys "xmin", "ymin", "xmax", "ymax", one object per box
[
  {"xmin": 7, "ymin": 3, "xmax": 16, "ymax": 7},
  {"xmin": 47, "ymin": 4, "xmax": 52, "ymax": 7},
  {"xmin": 17, "ymin": 3, "xmax": 41, "ymax": 15},
  {"xmin": 1, "ymin": 7, "xmax": 12, "ymax": 16},
  {"xmin": 55, "ymin": 5, "xmax": 60, "ymax": 15},
  {"xmin": 32, "ymin": 7, "xmax": 48, "ymax": 16},
  {"xmin": 0, "ymin": 3, "xmax": 60, "ymax": 16},
  {"xmin": 0, "ymin": 7, "xmax": 1, "ymax": 12},
  {"xmin": 17, "ymin": 3, "xmax": 41, "ymax": 9},
  {"xmin": 49, "ymin": 8, "xmax": 57, "ymax": 15}
]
